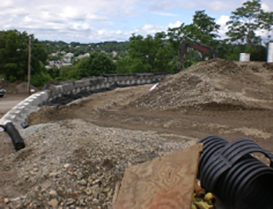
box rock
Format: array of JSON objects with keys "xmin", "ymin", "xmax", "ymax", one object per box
[
  {"xmin": 92, "ymin": 198, "xmax": 99, "ymax": 204},
  {"xmin": 49, "ymin": 189, "xmax": 58, "ymax": 197},
  {"xmin": 48, "ymin": 199, "xmax": 58, "ymax": 209},
  {"xmin": 67, "ymin": 188, "xmax": 73, "ymax": 194},
  {"xmin": 1, "ymin": 198, "xmax": 9, "ymax": 204},
  {"xmin": 83, "ymin": 187, "xmax": 92, "ymax": 195},
  {"xmin": 66, "ymin": 198, "xmax": 75, "ymax": 206},
  {"xmin": 10, "ymin": 197, "xmax": 21, "ymax": 202},
  {"xmin": 79, "ymin": 199, "xmax": 86, "ymax": 206},
  {"xmin": 63, "ymin": 163, "xmax": 70, "ymax": 168},
  {"xmin": 79, "ymin": 179, "xmax": 87, "ymax": 186}
]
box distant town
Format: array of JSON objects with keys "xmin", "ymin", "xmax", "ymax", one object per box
[{"xmin": 42, "ymin": 41, "xmax": 128, "ymax": 69}]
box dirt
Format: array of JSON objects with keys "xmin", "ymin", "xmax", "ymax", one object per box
[
  {"xmin": 0, "ymin": 79, "xmax": 38, "ymax": 94},
  {"xmin": 1, "ymin": 59, "xmax": 273, "ymax": 208},
  {"xmin": 28, "ymin": 59, "xmax": 273, "ymax": 151}
]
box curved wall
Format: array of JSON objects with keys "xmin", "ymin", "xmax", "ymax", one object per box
[{"xmin": 0, "ymin": 73, "xmax": 167, "ymax": 130}]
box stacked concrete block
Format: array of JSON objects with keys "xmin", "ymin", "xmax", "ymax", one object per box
[{"xmin": 1, "ymin": 73, "xmax": 168, "ymax": 129}]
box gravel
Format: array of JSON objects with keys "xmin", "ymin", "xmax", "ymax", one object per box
[{"xmin": 0, "ymin": 119, "xmax": 197, "ymax": 208}]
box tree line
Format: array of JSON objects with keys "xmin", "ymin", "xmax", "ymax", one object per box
[{"xmin": 0, "ymin": 0, "xmax": 272, "ymax": 87}]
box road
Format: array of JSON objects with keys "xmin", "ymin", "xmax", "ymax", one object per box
[{"xmin": 0, "ymin": 95, "xmax": 28, "ymax": 117}]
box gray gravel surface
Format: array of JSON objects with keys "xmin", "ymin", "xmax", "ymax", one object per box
[{"xmin": 0, "ymin": 119, "xmax": 197, "ymax": 209}]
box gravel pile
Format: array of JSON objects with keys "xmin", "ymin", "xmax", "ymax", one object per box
[
  {"xmin": 0, "ymin": 119, "xmax": 196, "ymax": 209},
  {"xmin": 130, "ymin": 59, "xmax": 273, "ymax": 110}
]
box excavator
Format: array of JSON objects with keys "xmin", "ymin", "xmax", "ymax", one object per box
[{"xmin": 178, "ymin": 37, "xmax": 218, "ymax": 70}]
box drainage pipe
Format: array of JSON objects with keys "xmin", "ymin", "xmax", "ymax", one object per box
[
  {"xmin": 198, "ymin": 136, "xmax": 273, "ymax": 209},
  {"xmin": 3, "ymin": 122, "xmax": 25, "ymax": 151}
]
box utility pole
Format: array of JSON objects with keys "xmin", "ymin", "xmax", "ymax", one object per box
[{"xmin": 27, "ymin": 36, "xmax": 31, "ymax": 95}]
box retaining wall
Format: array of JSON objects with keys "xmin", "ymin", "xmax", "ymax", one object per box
[{"xmin": 0, "ymin": 73, "xmax": 167, "ymax": 130}]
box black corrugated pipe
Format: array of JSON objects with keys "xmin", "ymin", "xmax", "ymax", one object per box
[
  {"xmin": 4, "ymin": 122, "xmax": 25, "ymax": 151},
  {"xmin": 198, "ymin": 136, "xmax": 273, "ymax": 209}
]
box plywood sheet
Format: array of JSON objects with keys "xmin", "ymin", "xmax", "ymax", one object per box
[{"xmin": 113, "ymin": 143, "xmax": 203, "ymax": 209}]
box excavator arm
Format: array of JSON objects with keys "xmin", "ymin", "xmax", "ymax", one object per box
[{"xmin": 178, "ymin": 38, "xmax": 217, "ymax": 70}]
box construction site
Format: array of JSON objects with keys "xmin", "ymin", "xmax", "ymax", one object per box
[{"xmin": 1, "ymin": 58, "xmax": 273, "ymax": 209}]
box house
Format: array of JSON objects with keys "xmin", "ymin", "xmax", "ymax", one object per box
[
  {"xmin": 76, "ymin": 53, "xmax": 90, "ymax": 59},
  {"xmin": 112, "ymin": 51, "xmax": 118, "ymax": 57},
  {"xmin": 63, "ymin": 52, "xmax": 74, "ymax": 63}
]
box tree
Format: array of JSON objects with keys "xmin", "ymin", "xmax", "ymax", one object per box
[
  {"xmin": 127, "ymin": 32, "xmax": 176, "ymax": 73},
  {"xmin": 115, "ymin": 56, "xmax": 149, "ymax": 73},
  {"xmin": 167, "ymin": 11, "xmax": 219, "ymax": 49},
  {"xmin": 77, "ymin": 52, "xmax": 116, "ymax": 77},
  {"xmin": 191, "ymin": 10, "xmax": 220, "ymax": 43},
  {"xmin": 259, "ymin": 11, "xmax": 273, "ymax": 43},
  {"xmin": 0, "ymin": 30, "xmax": 47, "ymax": 82},
  {"xmin": 167, "ymin": 11, "xmax": 220, "ymax": 68},
  {"xmin": 226, "ymin": 0, "xmax": 262, "ymax": 45},
  {"xmin": 59, "ymin": 65, "xmax": 80, "ymax": 80}
]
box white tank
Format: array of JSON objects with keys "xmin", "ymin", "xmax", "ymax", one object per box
[
  {"xmin": 267, "ymin": 42, "xmax": 273, "ymax": 63},
  {"xmin": 239, "ymin": 53, "xmax": 250, "ymax": 62}
]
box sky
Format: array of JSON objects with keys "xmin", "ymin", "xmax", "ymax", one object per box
[{"xmin": 0, "ymin": 0, "xmax": 272, "ymax": 43}]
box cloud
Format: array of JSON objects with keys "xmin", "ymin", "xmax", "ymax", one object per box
[
  {"xmin": 86, "ymin": 14, "xmax": 108, "ymax": 21},
  {"xmin": 168, "ymin": 21, "xmax": 183, "ymax": 29},
  {"xmin": 216, "ymin": 15, "xmax": 230, "ymax": 39},
  {"xmin": 0, "ymin": 0, "xmax": 14, "ymax": 9},
  {"xmin": 147, "ymin": 0, "xmax": 240, "ymax": 12},
  {"xmin": 140, "ymin": 24, "xmax": 167, "ymax": 35},
  {"xmin": 152, "ymin": 11, "xmax": 178, "ymax": 17},
  {"xmin": 60, "ymin": 6, "xmax": 84, "ymax": 21},
  {"xmin": 1, "ymin": 0, "xmax": 272, "ymax": 43},
  {"xmin": 206, "ymin": 1, "xmax": 236, "ymax": 12},
  {"xmin": 261, "ymin": 3, "xmax": 270, "ymax": 12}
]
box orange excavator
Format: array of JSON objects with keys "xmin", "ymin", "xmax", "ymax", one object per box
[{"xmin": 178, "ymin": 37, "xmax": 218, "ymax": 70}]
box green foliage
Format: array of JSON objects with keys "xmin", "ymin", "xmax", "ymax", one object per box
[
  {"xmin": 0, "ymin": 30, "xmax": 47, "ymax": 83},
  {"xmin": 47, "ymin": 67, "xmax": 60, "ymax": 79},
  {"xmin": 77, "ymin": 52, "xmax": 116, "ymax": 77},
  {"xmin": 31, "ymin": 64, "xmax": 52, "ymax": 87},
  {"xmin": 245, "ymin": 45, "xmax": 267, "ymax": 61},
  {"xmin": 31, "ymin": 71, "xmax": 52, "ymax": 87},
  {"xmin": 116, "ymin": 56, "xmax": 149, "ymax": 73},
  {"xmin": 166, "ymin": 10, "xmax": 220, "ymax": 69},
  {"xmin": 225, "ymin": 44, "xmax": 267, "ymax": 61},
  {"xmin": 226, "ymin": 0, "xmax": 262, "ymax": 45},
  {"xmin": 167, "ymin": 10, "xmax": 220, "ymax": 50},
  {"xmin": 127, "ymin": 32, "xmax": 177, "ymax": 73},
  {"xmin": 59, "ymin": 65, "xmax": 80, "ymax": 80},
  {"xmin": 191, "ymin": 10, "xmax": 220, "ymax": 44},
  {"xmin": 259, "ymin": 11, "xmax": 273, "ymax": 42}
]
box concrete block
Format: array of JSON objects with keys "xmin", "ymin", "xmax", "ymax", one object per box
[{"xmin": 268, "ymin": 42, "xmax": 273, "ymax": 63}]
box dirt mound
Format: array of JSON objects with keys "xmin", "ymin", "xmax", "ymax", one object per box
[
  {"xmin": 0, "ymin": 79, "xmax": 18, "ymax": 93},
  {"xmin": 16, "ymin": 82, "xmax": 38, "ymax": 93},
  {"xmin": 130, "ymin": 59, "xmax": 273, "ymax": 110},
  {"xmin": 0, "ymin": 80, "xmax": 37, "ymax": 94}
]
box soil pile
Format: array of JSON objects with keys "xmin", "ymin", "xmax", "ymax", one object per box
[
  {"xmin": 0, "ymin": 80, "xmax": 37, "ymax": 94},
  {"xmin": 130, "ymin": 59, "xmax": 273, "ymax": 110},
  {"xmin": 0, "ymin": 79, "xmax": 18, "ymax": 93}
]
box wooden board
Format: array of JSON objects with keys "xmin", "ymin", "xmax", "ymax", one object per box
[{"xmin": 113, "ymin": 143, "xmax": 203, "ymax": 209}]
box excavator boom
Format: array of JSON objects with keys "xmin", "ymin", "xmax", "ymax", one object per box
[{"xmin": 178, "ymin": 38, "xmax": 217, "ymax": 70}]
